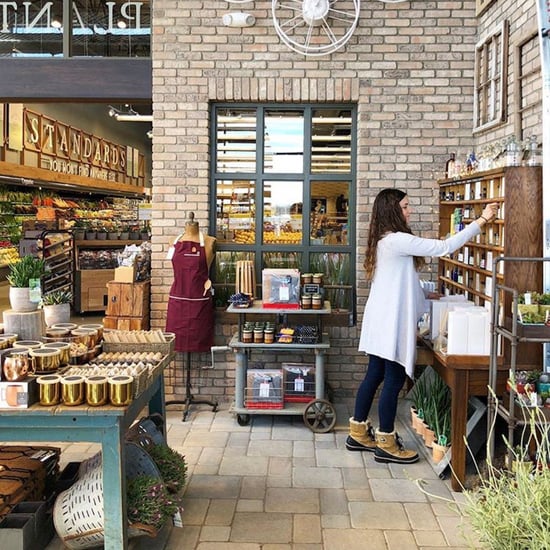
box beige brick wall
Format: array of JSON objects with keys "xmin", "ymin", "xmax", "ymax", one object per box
[{"xmin": 151, "ymin": 1, "xmax": 542, "ymax": 403}]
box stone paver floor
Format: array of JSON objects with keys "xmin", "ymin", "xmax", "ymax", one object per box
[{"xmin": 39, "ymin": 400, "xmax": 484, "ymax": 549}]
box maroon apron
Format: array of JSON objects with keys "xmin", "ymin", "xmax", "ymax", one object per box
[{"xmin": 165, "ymin": 233, "xmax": 214, "ymax": 352}]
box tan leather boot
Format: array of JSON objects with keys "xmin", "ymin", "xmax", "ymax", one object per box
[
  {"xmin": 374, "ymin": 430, "xmax": 419, "ymax": 464},
  {"xmin": 345, "ymin": 417, "xmax": 376, "ymax": 452}
]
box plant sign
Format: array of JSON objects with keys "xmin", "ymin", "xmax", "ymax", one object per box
[{"xmin": 29, "ymin": 278, "xmax": 41, "ymax": 302}]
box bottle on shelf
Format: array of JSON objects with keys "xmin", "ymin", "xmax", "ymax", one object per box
[
  {"xmin": 505, "ymin": 136, "xmax": 521, "ymax": 167},
  {"xmin": 525, "ymin": 135, "xmax": 542, "ymax": 167},
  {"xmin": 445, "ymin": 152, "xmax": 456, "ymax": 179}
]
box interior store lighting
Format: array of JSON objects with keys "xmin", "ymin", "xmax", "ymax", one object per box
[{"xmin": 107, "ymin": 105, "xmax": 152, "ymax": 122}]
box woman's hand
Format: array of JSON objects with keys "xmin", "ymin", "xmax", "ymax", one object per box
[{"xmin": 477, "ymin": 202, "xmax": 499, "ymax": 226}]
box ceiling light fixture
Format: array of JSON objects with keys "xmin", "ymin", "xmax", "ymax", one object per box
[{"xmin": 107, "ymin": 105, "xmax": 152, "ymax": 122}]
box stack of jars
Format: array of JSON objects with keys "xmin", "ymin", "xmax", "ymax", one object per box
[
  {"xmin": 300, "ymin": 272, "xmax": 324, "ymax": 310},
  {"xmin": 241, "ymin": 321, "xmax": 276, "ymax": 344}
]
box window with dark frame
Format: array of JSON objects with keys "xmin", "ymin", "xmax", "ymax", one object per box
[
  {"xmin": 473, "ymin": 20, "xmax": 509, "ymax": 134},
  {"xmin": 516, "ymin": 31, "xmax": 542, "ymax": 141},
  {"xmin": 210, "ymin": 104, "xmax": 357, "ymax": 322}
]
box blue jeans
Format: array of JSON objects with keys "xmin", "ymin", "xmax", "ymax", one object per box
[{"xmin": 353, "ymin": 354, "xmax": 407, "ymax": 433}]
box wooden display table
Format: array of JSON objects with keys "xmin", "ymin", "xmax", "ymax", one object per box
[
  {"xmin": 0, "ymin": 357, "xmax": 170, "ymax": 549},
  {"xmin": 417, "ymin": 340, "xmax": 507, "ymax": 491}
]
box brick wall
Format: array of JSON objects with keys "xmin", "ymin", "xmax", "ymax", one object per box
[{"xmin": 151, "ymin": 1, "xmax": 542, "ymax": 403}]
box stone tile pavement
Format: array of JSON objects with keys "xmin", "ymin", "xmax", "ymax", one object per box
[{"xmin": 42, "ymin": 400, "xmax": 484, "ymax": 549}]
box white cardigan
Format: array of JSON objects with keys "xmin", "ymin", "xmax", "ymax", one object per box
[{"xmin": 358, "ymin": 222, "xmax": 481, "ymax": 378}]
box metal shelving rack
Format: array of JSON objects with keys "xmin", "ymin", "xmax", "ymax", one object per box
[
  {"xmin": 38, "ymin": 229, "xmax": 74, "ymax": 299},
  {"xmin": 487, "ymin": 256, "xmax": 550, "ymax": 465}
]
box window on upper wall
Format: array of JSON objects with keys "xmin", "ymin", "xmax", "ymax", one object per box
[
  {"xmin": 211, "ymin": 104, "xmax": 356, "ymax": 322},
  {"xmin": 473, "ymin": 20, "xmax": 509, "ymax": 134},
  {"xmin": 0, "ymin": 0, "xmax": 150, "ymax": 58},
  {"xmin": 516, "ymin": 31, "xmax": 542, "ymax": 142}
]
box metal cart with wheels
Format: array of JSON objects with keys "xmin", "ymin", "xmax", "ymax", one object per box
[{"xmin": 227, "ymin": 300, "xmax": 336, "ymax": 433}]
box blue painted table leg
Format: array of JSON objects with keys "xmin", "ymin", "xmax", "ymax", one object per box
[{"xmin": 102, "ymin": 423, "xmax": 128, "ymax": 549}]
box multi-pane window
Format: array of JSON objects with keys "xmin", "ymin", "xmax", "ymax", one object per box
[
  {"xmin": 0, "ymin": 0, "xmax": 150, "ymax": 58},
  {"xmin": 516, "ymin": 31, "xmax": 542, "ymax": 140},
  {"xmin": 473, "ymin": 20, "xmax": 509, "ymax": 133},
  {"xmin": 211, "ymin": 104, "xmax": 356, "ymax": 318}
]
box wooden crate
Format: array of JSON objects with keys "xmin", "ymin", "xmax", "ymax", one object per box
[
  {"xmin": 105, "ymin": 280, "xmax": 150, "ymax": 318},
  {"xmin": 103, "ymin": 316, "xmax": 150, "ymax": 331}
]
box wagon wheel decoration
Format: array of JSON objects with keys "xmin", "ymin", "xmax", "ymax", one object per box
[
  {"xmin": 272, "ymin": 0, "xmax": 361, "ymax": 57},
  {"xmin": 303, "ymin": 398, "xmax": 337, "ymax": 433}
]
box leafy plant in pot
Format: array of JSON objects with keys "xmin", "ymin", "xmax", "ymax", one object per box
[
  {"xmin": 146, "ymin": 443, "xmax": 188, "ymax": 493},
  {"xmin": 127, "ymin": 475, "xmax": 181, "ymax": 533},
  {"xmin": 42, "ymin": 289, "xmax": 73, "ymax": 327},
  {"xmin": 7, "ymin": 255, "xmax": 46, "ymax": 312}
]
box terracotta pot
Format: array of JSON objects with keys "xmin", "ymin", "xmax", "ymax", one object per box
[
  {"xmin": 432, "ymin": 442, "xmax": 450, "ymax": 464},
  {"xmin": 423, "ymin": 427, "xmax": 436, "ymax": 448}
]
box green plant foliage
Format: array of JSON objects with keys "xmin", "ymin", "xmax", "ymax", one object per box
[
  {"xmin": 42, "ymin": 289, "xmax": 73, "ymax": 305},
  {"xmin": 126, "ymin": 475, "xmax": 180, "ymax": 530},
  {"xmin": 6, "ymin": 255, "xmax": 45, "ymax": 287},
  {"xmin": 147, "ymin": 444, "xmax": 187, "ymax": 492}
]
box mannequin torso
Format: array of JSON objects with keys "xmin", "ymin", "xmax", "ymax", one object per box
[{"xmin": 178, "ymin": 222, "xmax": 216, "ymax": 268}]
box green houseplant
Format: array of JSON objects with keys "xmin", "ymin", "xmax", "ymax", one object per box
[
  {"xmin": 42, "ymin": 289, "xmax": 73, "ymax": 327},
  {"xmin": 7, "ymin": 255, "xmax": 46, "ymax": 312},
  {"xmin": 146, "ymin": 444, "xmax": 188, "ymax": 493}
]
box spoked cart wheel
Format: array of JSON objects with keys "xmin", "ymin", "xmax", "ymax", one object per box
[{"xmin": 303, "ymin": 398, "xmax": 336, "ymax": 433}]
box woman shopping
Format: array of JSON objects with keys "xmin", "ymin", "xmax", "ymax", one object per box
[{"xmin": 346, "ymin": 188, "xmax": 498, "ymax": 464}]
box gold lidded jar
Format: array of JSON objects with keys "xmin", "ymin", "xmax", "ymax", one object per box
[
  {"xmin": 86, "ymin": 375, "xmax": 109, "ymax": 407},
  {"xmin": 264, "ymin": 328, "xmax": 275, "ymax": 344},
  {"xmin": 61, "ymin": 375, "xmax": 85, "ymax": 406},
  {"xmin": 311, "ymin": 294, "xmax": 323, "ymax": 310},
  {"xmin": 108, "ymin": 375, "xmax": 134, "ymax": 406},
  {"xmin": 312, "ymin": 273, "xmax": 324, "ymax": 285},
  {"xmin": 242, "ymin": 328, "xmax": 253, "ymax": 343},
  {"xmin": 37, "ymin": 375, "xmax": 61, "ymax": 406}
]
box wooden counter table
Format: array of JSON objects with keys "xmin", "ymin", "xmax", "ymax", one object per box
[{"xmin": 418, "ymin": 342, "xmax": 507, "ymax": 491}]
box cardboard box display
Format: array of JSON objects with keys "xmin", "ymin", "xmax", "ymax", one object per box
[
  {"xmin": 245, "ymin": 369, "xmax": 283, "ymax": 408},
  {"xmin": 0, "ymin": 378, "xmax": 38, "ymax": 409},
  {"xmin": 283, "ymin": 363, "xmax": 315, "ymax": 402},
  {"xmin": 114, "ymin": 265, "xmax": 136, "ymax": 283}
]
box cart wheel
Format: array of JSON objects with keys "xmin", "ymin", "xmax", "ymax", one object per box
[
  {"xmin": 237, "ymin": 414, "xmax": 250, "ymax": 426},
  {"xmin": 303, "ymin": 399, "xmax": 336, "ymax": 433}
]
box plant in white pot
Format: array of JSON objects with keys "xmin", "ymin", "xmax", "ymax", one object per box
[
  {"xmin": 42, "ymin": 289, "xmax": 73, "ymax": 327},
  {"xmin": 7, "ymin": 255, "xmax": 46, "ymax": 312}
]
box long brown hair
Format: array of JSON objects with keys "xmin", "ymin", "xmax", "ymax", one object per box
[{"xmin": 364, "ymin": 188, "xmax": 425, "ymax": 279}]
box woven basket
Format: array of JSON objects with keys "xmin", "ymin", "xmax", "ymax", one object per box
[
  {"xmin": 103, "ymin": 340, "xmax": 175, "ymax": 354},
  {"xmin": 52, "ymin": 442, "xmax": 161, "ymax": 549}
]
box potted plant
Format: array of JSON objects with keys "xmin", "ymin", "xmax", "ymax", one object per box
[
  {"xmin": 71, "ymin": 219, "xmax": 87, "ymax": 241},
  {"xmin": 140, "ymin": 220, "xmax": 151, "ymax": 241},
  {"xmin": 84, "ymin": 220, "xmax": 97, "ymax": 240},
  {"xmin": 119, "ymin": 222, "xmax": 130, "ymax": 241},
  {"xmin": 410, "ymin": 374, "xmax": 429, "ymax": 436},
  {"xmin": 126, "ymin": 475, "xmax": 180, "ymax": 532},
  {"xmin": 95, "ymin": 221, "xmax": 107, "ymax": 240},
  {"xmin": 129, "ymin": 223, "xmax": 141, "ymax": 240},
  {"xmin": 42, "ymin": 289, "xmax": 72, "ymax": 327},
  {"xmin": 7, "ymin": 255, "xmax": 46, "ymax": 312},
  {"xmin": 146, "ymin": 444, "xmax": 187, "ymax": 493},
  {"xmin": 518, "ymin": 291, "xmax": 540, "ymax": 315}
]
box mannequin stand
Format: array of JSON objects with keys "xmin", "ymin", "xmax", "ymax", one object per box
[{"xmin": 166, "ymin": 352, "xmax": 218, "ymax": 421}]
